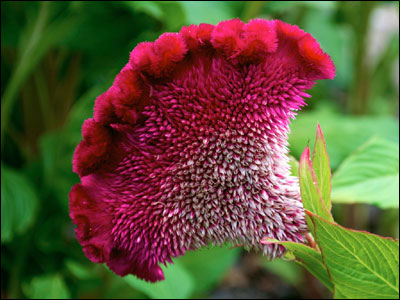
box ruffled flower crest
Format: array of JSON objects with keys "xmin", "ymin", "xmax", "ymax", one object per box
[{"xmin": 70, "ymin": 19, "xmax": 335, "ymax": 282}]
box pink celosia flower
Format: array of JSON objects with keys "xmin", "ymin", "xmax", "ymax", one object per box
[{"xmin": 69, "ymin": 19, "xmax": 335, "ymax": 282}]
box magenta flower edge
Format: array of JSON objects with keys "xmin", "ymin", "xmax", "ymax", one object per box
[{"xmin": 69, "ymin": 18, "xmax": 335, "ymax": 282}]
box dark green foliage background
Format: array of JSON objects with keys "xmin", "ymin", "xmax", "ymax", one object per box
[{"xmin": 1, "ymin": 1, "xmax": 399, "ymax": 299}]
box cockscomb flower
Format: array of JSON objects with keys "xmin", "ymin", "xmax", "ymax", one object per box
[{"xmin": 69, "ymin": 19, "xmax": 335, "ymax": 282}]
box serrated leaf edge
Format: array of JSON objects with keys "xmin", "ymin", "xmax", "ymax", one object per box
[
  {"xmin": 306, "ymin": 210, "xmax": 399, "ymax": 298},
  {"xmin": 300, "ymin": 147, "xmax": 333, "ymax": 221},
  {"xmin": 312, "ymin": 123, "xmax": 332, "ymax": 212}
]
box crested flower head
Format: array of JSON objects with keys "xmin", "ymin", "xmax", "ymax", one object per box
[{"xmin": 70, "ymin": 19, "xmax": 335, "ymax": 282}]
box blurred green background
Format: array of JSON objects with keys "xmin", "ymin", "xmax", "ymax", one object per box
[{"xmin": 1, "ymin": 1, "xmax": 399, "ymax": 299}]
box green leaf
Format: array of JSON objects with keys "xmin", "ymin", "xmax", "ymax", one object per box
[
  {"xmin": 39, "ymin": 131, "xmax": 79, "ymax": 211},
  {"xmin": 178, "ymin": 245, "xmax": 241, "ymax": 294},
  {"xmin": 282, "ymin": 241, "xmax": 333, "ymax": 292},
  {"xmin": 266, "ymin": 1, "xmax": 336, "ymax": 13},
  {"xmin": 123, "ymin": 260, "xmax": 194, "ymax": 299},
  {"xmin": 1, "ymin": 165, "xmax": 38, "ymax": 243},
  {"xmin": 156, "ymin": 2, "xmax": 186, "ymax": 31},
  {"xmin": 303, "ymin": 6, "xmax": 354, "ymax": 87},
  {"xmin": 332, "ymin": 137, "xmax": 399, "ymax": 208},
  {"xmin": 123, "ymin": 1, "xmax": 164, "ymax": 20},
  {"xmin": 65, "ymin": 260, "xmax": 93, "ymax": 280},
  {"xmin": 289, "ymin": 109, "xmax": 399, "ymax": 170},
  {"xmin": 263, "ymin": 259, "xmax": 302, "ymax": 286},
  {"xmin": 299, "ymin": 147, "xmax": 333, "ymax": 233},
  {"xmin": 1, "ymin": 2, "xmax": 80, "ymax": 146},
  {"xmin": 24, "ymin": 274, "xmax": 70, "ymax": 299},
  {"xmin": 179, "ymin": 1, "xmax": 235, "ymax": 25},
  {"xmin": 312, "ymin": 123, "xmax": 332, "ymax": 212},
  {"xmin": 262, "ymin": 238, "xmax": 333, "ymax": 292},
  {"xmin": 37, "ymin": 84, "xmax": 109, "ymax": 211},
  {"xmin": 308, "ymin": 211, "xmax": 399, "ymax": 299}
]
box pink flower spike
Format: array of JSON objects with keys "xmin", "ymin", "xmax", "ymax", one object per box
[{"xmin": 70, "ymin": 18, "xmax": 335, "ymax": 282}]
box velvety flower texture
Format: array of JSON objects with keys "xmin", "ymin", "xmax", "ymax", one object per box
[{"xmin": 70, "ymin": 19, "xmax": 335, "ymax": 282}]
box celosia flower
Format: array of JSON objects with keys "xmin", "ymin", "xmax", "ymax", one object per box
[{"xmin": 69, "ymin": 19, "xmax": 335, "ymax": 282}]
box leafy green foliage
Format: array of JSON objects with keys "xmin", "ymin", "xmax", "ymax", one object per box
[
  {"xmin": 299, "ymin": 146, "xmax": 333, "ymax": 232},
  {"xmin": 124, "ymin": 261, "xmax": 194, "ymax": 299},
  {"xmin": 65, "ymin": 260, "xmax": 94, "ymax": 280},
  {"xmin": 23, "ymin": 274, "xmax": 71, "ymax": 299},
  {"xmin": 262, "ymin": 259, "xmax": 302, "ymax": 286},
  {"xmin": 308, "ymin": 211, "xmax": 399, "ymax": 299},
  {"xmin": 275, "ymin": 240, "xmax": 333, "ymax": 292},
  {"xmin": 1, "ymin": 165, "xmax": 38, "ymax": 242},
  {"xmin": 312, "ymin": 124, "xmax": 332, "ymax": 211},
  {"xmin": 123, "ymin": 245, "xmax": 241, "ymax": 298},
  {"xmin": 332, "ymin": 137, "xmax": 399, "ymax": 208},
  {"xmin": 289, "ymin": 108, "xmax": 399, "ymax": 170},
  {"xmin": 178, "ymin": 245, "xmax": 242, "ymax": 294},
  {"xmin": 303, "ymin": 6, "xmax": 353, "ymax": 87},
  {"xmin": 276, "ymin": 125, "xmax": 399, "ymax": 299},
  {"xmin": 37, "ymin": 85, "xmax": 108, "ymax": 211},
  {"xmin": 179, "ymin": 1, "xmax": 236, "ymax": 25},
  {"xmin": 123, "ymin": 1, "xmax": 164, "ymax": 21},
  {"xmin": 1, "ymin": 2, "xmax": 81, "ymax": 146}
]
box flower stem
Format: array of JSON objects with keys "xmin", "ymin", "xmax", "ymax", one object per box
[
  {"xmin": 304, "ymin": 232, "xmax": 317, "ymax": 250},
  {"xmin": 347, "ymin": 1, "xmax": 376, "ymax": 115}
]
